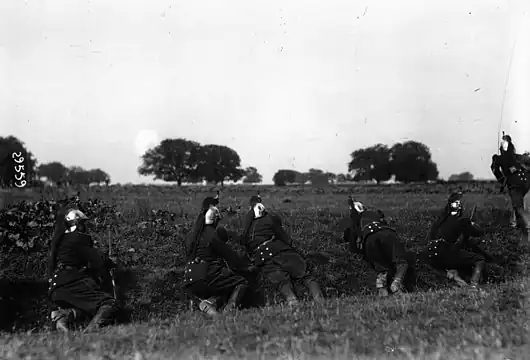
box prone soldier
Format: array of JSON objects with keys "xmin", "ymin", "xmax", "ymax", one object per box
[
  {"xmin": 420, "ymin": 192, "xmax": 493, "ymax": 288},
  {"xmin": 239, "ymin": 193, "xmax": 324, "ymax": 307},
  {"xmin": 345, "ymin": 197, "xmax": 416, "ymax": 296},
  {"xmin": 183, "ymin": 194, "xmax": 254, "ymax": 317},
  {"xmin": 47, "ymin": 206, "xmax": 119, "ymax": 333}
]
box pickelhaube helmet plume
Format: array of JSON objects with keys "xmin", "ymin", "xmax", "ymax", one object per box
[
  {"xmin": 348, "ymin": 195, "xmax": 366, "ymax": 213},
  {"xmin": 250, "ymin": 191, "xmax": 262, "ymax": 206},
  {"xmin": 201, "ymin": 190, "xmax": 220, "ymax": 210}
]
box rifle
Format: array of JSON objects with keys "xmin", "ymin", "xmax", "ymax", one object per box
[
  {"xmin": 469, "ymin": 204, "xmax": 476, "ymax": 222},
  {"xmin": 108, "ymin": 229, "xmax": 118, "ymax": 300}
]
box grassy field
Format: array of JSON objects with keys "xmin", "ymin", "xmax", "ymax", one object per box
[{"xmin": 0, "ymin": 183, "xmax": 529, "ymax": 359}]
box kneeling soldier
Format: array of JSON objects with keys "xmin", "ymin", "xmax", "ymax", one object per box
[
  {"xmin": 183, "ymin": 194, "xmax": 252, "ymax": 316},
  {"xmin": 421, "ymin": 192, "xmax": 492, "ymax": 288},
  {"xmin": 48, "ymin": 206, "xmax": 119, "ymax": 333}
]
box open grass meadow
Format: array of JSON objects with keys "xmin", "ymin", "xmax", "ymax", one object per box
[{"xmin": 0, "ymin": 183, "xmax": 529, "ymax": 359}]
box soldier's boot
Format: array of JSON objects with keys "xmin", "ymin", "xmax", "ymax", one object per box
[
  {"xmin": 303, "ymin": 278, "xmax": 324, "ymax": 303},
  {"xmin": 446, "ymin": 269, "xmax": 468, "ymax": 287},
  {"xmin": 390, "ymin": 263, "xmax": 408, "ymax": 294},
  {"xmin": 199, "ymin": 297, "xmax": 219, "ymax": 317},
  {"xmin": 510, "ymin": 210, "xmax": 518, "ymax": 228},
  {"xmin": 376, "ymin": 272, "xmax": 389, "ymax": 297},
  {"xmin": 279, "ymin": 283, "xmax": 299, "ymax": 306},
  {"xmin": 223, "ymin": 284, "xmax": 249, "ymax": 312},
  {"xmin": 84, "ymin": 302, "xmax": 117, "ymax": 333},
  {"xmin": 470, "ymin": 261, "xmax": 485, "ymax": 288},
  {"xmin": 51, "ymin": 308, "xmax": 78, "ymax": 333}
]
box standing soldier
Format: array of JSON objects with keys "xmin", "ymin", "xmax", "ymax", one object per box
[
  {"xmin": 183, "ymin": 193, "xmax": 252, "ymax": 317},
  {"xmin": 240, "ymin": 193, "xmax": 324, "ymax": 307},
  {"xmin": 490, "ymin": 134, "xmax": 530, "ymax": 238},
  {"xmin": 421, "ymin": 192, "xmax": 492, "ymax": 288},
  {"xmin": 47, "ymin": 205, "xmax": 119, "ymax": 333},
  {"xmin": 345, "ymin": 197, "xmax": 416, "ymax": 296}
]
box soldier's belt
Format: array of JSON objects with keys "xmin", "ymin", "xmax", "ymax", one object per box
[
  {"xmin": 360, "ymin": 221, "xmax": 392, "ymax": 239},
  {"xmin": 56, "ymin": 263, "xmax": 86, "ymax": 272}
]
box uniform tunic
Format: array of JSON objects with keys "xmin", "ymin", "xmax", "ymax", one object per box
[
  {"xmin": 348, "ymin": 211, "xmax": 416, "ymax": 291},
  {"xmin": 241, "ymin": 214, "xmax": 312, "ymax": 289},
  {"xmin": 423, "ymin": 215, "xmax": 486, "ymax": 271},
  {"xmin": 48, "ymin": 232, "xmax": 115, "ymax": 316},
  {"xmin": 184, "ymin": 225, "xmax": 248, "ymax": 300}
]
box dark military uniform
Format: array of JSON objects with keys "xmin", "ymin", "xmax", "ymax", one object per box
[
  {"xmin": 491, "ymin": 147, "xmax": 530, "ymax": 233},
  {"xmin": 48, "ymin": 232, "xmax": 116, "ymax": 319},
  {"xmin": 346, "ymin": 208, "xmax": 416, "ymax": 295},
  {"xmin": 421, "ymin": 194, "xmax": 489, "ymax": 287},
  {"xmin": 214, "ymin": 226, "xmax": 266, "ymax": 309},
  {"xmin": 47, "ymin": 205, "xmax": 118, "ymax": 334},
  {"xmin": 240, "ymin": 204, "xmax": 323, "ymax": 306},
  {"xmin": 183, "ymin": 196, "xmax": 250, "ymax": 315}
]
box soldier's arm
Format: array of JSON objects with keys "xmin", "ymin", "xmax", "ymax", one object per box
[
  {"xmin": 490, "ymin": 159, "xmax": 506, "ymax": 184},
  {"xmin": 462, "ymin": 218, "xmax": 485, "ymax": 238},
  {"xmin": 79, "ymin": 245, "xmax": 113, "ymax": 276},
  {"xmin": 271, "ymin": 215, "xmax": 293, "ymax": 246},
  {"xmin": 210, "ymin": 237, "xmax": 248, "ymax": 270}
]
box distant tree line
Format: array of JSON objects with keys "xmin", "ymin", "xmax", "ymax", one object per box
[
  {"xmin": 272, "ymin": 140, "xmax": 441, "ymax": 186},
  {"xmin": 4, "ymin": 134, "xmax": 529, "ymax": 189},
  {"xmin": 0, "ymin": 135, "xmax": 110, "ymax": 188}
]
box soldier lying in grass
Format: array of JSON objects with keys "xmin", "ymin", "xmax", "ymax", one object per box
[
  {"xmin": 239, "ymin": 193, "xmax": 324, "ymax": 306},
  {"xmin": 344, "ymin": 196, "xmax": 417, "ymax": 297},
  {"xmin": 183, "ymin": 193, "xmax": 255, "ymax": 317},
  {"xmin": 419, "ymin": 191, "xmax": 495, "ymax": 288}
]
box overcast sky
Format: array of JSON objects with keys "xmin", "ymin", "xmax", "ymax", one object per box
[{"xmin": 1, "ymin": 0, "xmax": 529, "ymax": 184}]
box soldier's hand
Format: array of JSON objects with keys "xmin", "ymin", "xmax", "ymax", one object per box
[{"xmin": 246, "ymin": 265, "xmax": 258, "ymax": 273}]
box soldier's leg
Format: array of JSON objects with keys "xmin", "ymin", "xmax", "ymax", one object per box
[
  {"xmin": 184, "ymin": 282, "xmax": 220, "ymax": 317},
  {"xmin": 239, "ymin": 270, "xmax": 266, "ymax": 309},
  {"xmin": 386, "ymin": 236, "xmax": 412, "ymax": 294},
  {"xmin": 280, "ymin": 251, "xmax": 324, "ymax": 303},
  {"xmin": 206, "ymin": 266, "xmax": 249, "ymax": 312},
  {"xmin": 509, "ymin": 188, "xmax": 529, "ymax": 233},
  {"xmin": 376, "ymin": 272, "xmax": 389, "ymax": 297},
  {"xmin": 261, "ymin": 258, "xmax": 299, "ymax": 306},
  {"xmin": 50, "ymin": 277, "xmax": 117, "ymax": 333},
  {"xmin": 522, "ymin": 191, "xmax": 530, "ymax": 243},
  {"xmin": 451, "ymin": 250, "xmax": 485, "ymax": 288}
]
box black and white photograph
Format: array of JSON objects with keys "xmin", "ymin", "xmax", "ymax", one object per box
[{"xmin": 1, "ymin": 0, "xmax": 529, "ymax": 358}]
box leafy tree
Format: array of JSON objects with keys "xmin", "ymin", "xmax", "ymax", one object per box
[
  {"xmin": 448, "ymin": 171, "xmax": 474, "ymax": 182},
  {"xmin": 348, "ymin": 144, "xmax": 392, "ymax": 184},
  {"xmin": 389, "ymin": 141, "xmax": 439, "ymax": 182},
  {"xmin": 294, "ymin": 172, "xmax": 309, "ymax": 184},
  {"xmin": 336, "ymin": 173, "xmax": 348, "ymax": 183},
  {"xmin": 0, "ymin": 136, "xmax": 38, "ymax": 188},
  {"xmin": 37, "ymin": 161, "xmax": 68, "ymax": 185},
  {"xmin": 195, "ymin": 144, "xmax": 244, "ymax": 186},
  {"xmin": 325, "ymin": 172, "xmax": 337, "ymax": 183},
  {"xmin": 66, "ymin": 166, "xmax": 89, "ymax": 186},
  {"xmin": 273, "ymin": 169, "xmax": 300, "ymax": 186},
  {"xmin": 242, "ymin": 166, "xmax": 263, "ymax": 184},
  {"xmin": 137, "ymin": 138, "xmax": 202, "ymax": 186},
  {"xmin": 87, "ymin": 168, "xmax": 111, "ymax": 185},
  {"xmin": 306, "ymin": 168, "xmax": 332, "ymax": 186}
]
